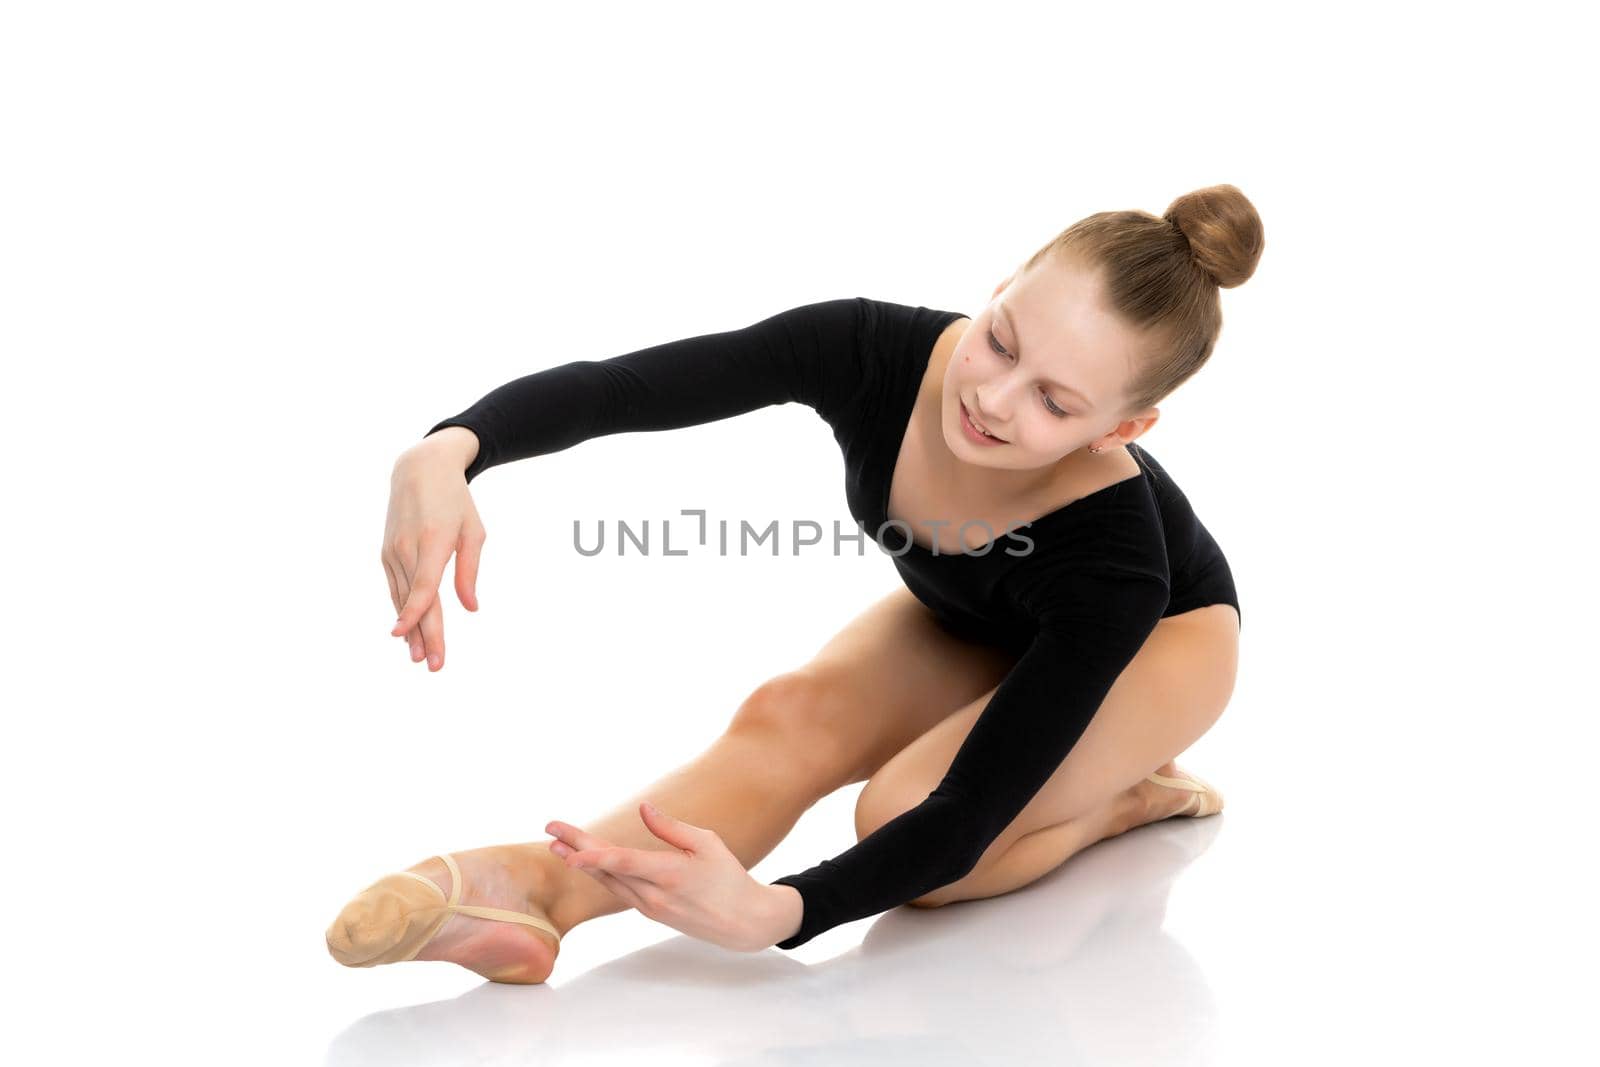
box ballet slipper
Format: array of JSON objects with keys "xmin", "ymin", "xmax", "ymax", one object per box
[
  {"xmin": 1144, "ymin": 769, "xmax": 1225, "ymax": 817},
  {"xmin": 325, "ymin": 852, "xmax": 560, "ymax": 969}
]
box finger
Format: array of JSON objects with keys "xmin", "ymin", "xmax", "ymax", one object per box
[
  {"xmin": 455, "ymin": 522, "xmax": 483, "ymax": 612},
  {"xmin": 571, "ymin": 845, "xmax": 678, "ymax": 884},
  {"xmin": 386, "ymin": 561, "xmax": 412, "ymax": 650},
  {"xmin": 547, "ymin": 825, "xmax": 672, "ymax": 883},
  {"xmin": 382, "ymin": 553, "xmax": 403, "ymax": 618},
  {"xmin": 390, "ymin": 545, "xmax": 414, "ymax": 638},
  {"xmin": 393, "ymin": 530, "xmax": 450, "ymax": 637},
  {"xmin": 640, "ymin": 802, "xmax": 709, "ymax": 852},
  {"xmin": 545, "ymin": 820, "xmax": 612, "ymax": 854},
  {"xmin": 390, "ymin": 552, "xmax": 425, "ymax": 659},
  {"xmin": 570, "ymin": 863, "xmax": 649, "ymax": 913},
  {"xmin": 419, "ymin": 595, "xmax": 445, "ymax": 671}
]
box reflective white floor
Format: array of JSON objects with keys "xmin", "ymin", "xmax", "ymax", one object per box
[
  {"xmin": 320, "ymin": 816, "xmax": 1235, "ymax": 1066},
  {"xmin": 16, "ymin": 743, "xmax": 1590, "ymax": 1066},
  {"xmin": 294, "ymin": 766, "xmax": 1591, "ymax": 1066}
]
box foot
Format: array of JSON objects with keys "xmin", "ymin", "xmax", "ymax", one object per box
[
  {"xmin": 1127, "ymin": 761, "xmax": 1223, "ymax": 827},
  {"xmin": 331, "ymin": 844, "xmax": 568, "ymax": 984}
]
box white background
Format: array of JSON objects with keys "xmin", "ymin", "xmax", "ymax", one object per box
[{"xmin": 4, "ymin": 1, "xmax": 1595, "ymax": 1063}]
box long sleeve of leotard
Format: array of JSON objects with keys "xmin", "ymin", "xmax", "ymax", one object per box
[
  {"xmin": 422, "ymin": 298, "xmax": 865, "ymax": 483},
  {"xmin": 768, "ymin": 566, "xmax": 1171, "ymax": 949}
]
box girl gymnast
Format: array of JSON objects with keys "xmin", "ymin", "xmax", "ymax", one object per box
[{"xmin": 327, "ymin": 184, "xmax": 1264, "ymax": 981}]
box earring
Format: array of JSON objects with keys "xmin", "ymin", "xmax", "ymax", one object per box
[{"xmin": 1087, "ymin": 444, "xmax": 1102, "ymax": 454}]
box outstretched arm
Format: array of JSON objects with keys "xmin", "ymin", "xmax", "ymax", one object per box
[
  {"xmin": 768, "ymin": 569, "xmax": 1171, "ymax": 949},
  {"xmin": 425, "ymin": 298, "xmax": 865, "ymax": 483}
]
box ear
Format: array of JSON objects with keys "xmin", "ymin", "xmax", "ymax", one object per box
[{"xmin": 1115, "ymin": 408, "xmax": 1160, "ymax": 446}]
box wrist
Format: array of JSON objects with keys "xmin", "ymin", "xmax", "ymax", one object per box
[
  {"xmin": 405, "ymin": 425, "xmax": 480, "ymax": 474},
  {"xmin": 763, "ymin": 883, "xmax": 804, "ymax": 949}
]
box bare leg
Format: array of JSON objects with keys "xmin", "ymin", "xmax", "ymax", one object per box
[
  {"xmin": 331, "ymin": 587, "xmax": 1037, "ymax": 984},
  {"xmin": 909, "ymin": 760, "xmax": 1209, "ymax": 908},
  {"xmin": 384, "ymin": 722, "xmax": 836, "ymax": 983},
  {"xmin": 539, "ymin": 725, "xmax": 831, "ymax": 932}
]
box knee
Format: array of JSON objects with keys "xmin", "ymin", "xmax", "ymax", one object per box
[
  {"xmin": 856, "ymin": 776, "xmax": 987, "ymax": 908},
  {"xmin": 725, "ymin": 671, "xmax": 856, "ymax": 790},
  {"xmin": 853, "ymin": 768, "xmax": 928, "ymax": 845}
]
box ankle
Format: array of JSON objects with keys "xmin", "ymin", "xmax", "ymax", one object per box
[
  {"xmin": 525, "ymin": 841, "xmax": 598, "ymax": 937},
  {"xmin": 1117, "ymin": 779, "xmax": 1161, "ymax": 832}
]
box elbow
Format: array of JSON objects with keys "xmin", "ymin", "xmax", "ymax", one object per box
[
  {"xmin": 945, "ymin": 837, "xmax": 988, "ymax": 883},
  {"xmin": 907, "ymin": 853, "xmax": 980, "ymax": 909},
  {"xmin": 906, "ymin": 836, "xmax": 990, "ymax": 909}
]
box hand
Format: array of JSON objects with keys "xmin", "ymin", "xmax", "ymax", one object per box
[
  {"xmin": 545, "ymin": 804, "xmax": 796, "ymax": 953},
  {"xmin": 382, "ymin": 432, "xmax": 486, "ymax": 671}
]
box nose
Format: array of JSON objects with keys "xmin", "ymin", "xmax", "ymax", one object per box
[{"xmin": 973, "ymin": 385, "xmax": 1011, "ymax": 430}]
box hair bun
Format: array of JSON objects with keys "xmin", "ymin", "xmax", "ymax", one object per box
[{"xmin": 1164, "ymin": 184, "xmax": 1265, "ymax": 289}]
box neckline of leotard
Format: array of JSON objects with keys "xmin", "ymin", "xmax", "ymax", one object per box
[{"xmin": 878, "ymin": 309, "xmax": 1150, "ymax": 558}]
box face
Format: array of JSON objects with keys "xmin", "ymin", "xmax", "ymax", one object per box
[{"xmin": 941, "ymin": 255, "xmax": 1158, "ymax": 473}]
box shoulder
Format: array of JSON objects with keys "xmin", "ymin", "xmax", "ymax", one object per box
[
  {"xmin": 854, "ymin": 297, "xmax": 970, "ymax": 347},
  {"xmin": 1002, "ymin": 482, "xmax": 1172, "ymax": 626}
]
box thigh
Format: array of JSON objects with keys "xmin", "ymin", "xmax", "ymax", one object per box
[
  {"xmin": 857, "ymin": 603, "xmax": 1240, "ymax": 850},
  {"xmin": 784, "ymin": 586, "xmax": 1022, "ymax": 787}
]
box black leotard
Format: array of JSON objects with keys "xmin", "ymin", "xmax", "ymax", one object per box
[{"xmin": 423, "ymin": 297, "xmax": 1241, "ymax": 950}]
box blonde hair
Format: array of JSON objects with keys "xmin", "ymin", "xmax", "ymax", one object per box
[{"xmin": 1021, "ymin": 184, "xmax": 1265, "ymax": 415}]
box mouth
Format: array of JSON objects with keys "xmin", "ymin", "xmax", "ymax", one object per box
[{"xmin": 960, "ymin": 400, "xmax": 1007, "ymax": 443}]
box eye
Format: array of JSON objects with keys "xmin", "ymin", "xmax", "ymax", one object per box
[{"xmin": 988, "ymin": 329, "xmax": 1070, "ymax": 419}]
